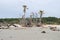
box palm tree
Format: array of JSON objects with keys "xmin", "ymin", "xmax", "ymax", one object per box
[
  {"xmin": 39, "ymin": 10, "xmax": 44, "ymax": 25},
  {"xmin": 22, "ymin": 5, "xmax": 28, "ymax": 26},
  {"xmin": 23, "ymin": 5, "xmax": 27, "ymax": 18}
]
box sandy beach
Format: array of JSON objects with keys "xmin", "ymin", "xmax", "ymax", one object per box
[
  {"xmin": 0, "ymin": 27, "xmax": 60, "ymax": 40},
  {"xmin": 0, "ymin": 0, "xmax": 60, "ymax": 40}
]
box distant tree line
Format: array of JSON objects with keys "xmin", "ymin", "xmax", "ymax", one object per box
[
  {"xmin": 0, "ymin": 17, "xmax": 60, "ymax": 25},
  {"xmin": 42, "ymin": 17, "xmax": 60, "ymax": 24}
]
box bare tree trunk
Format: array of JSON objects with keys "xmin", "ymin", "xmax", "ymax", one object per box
[
  {"xmin": 39, "ymin": 10, "xmax": 43, "ymax": 26},
  {"xmin": 40, "ymin": 13, "xmax": 42, "ymax": 24}
]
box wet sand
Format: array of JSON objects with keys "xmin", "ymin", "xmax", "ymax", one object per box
[{"xmin": 0, "ymin": 27, "xmax": 60, "ymax": 40}]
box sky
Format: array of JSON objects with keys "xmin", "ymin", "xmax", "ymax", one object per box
[{"xmin": 0, "ymin": 0, "xmax": 60, "ymax": 18}]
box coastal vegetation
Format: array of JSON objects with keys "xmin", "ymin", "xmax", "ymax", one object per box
[{"xmin": 0, "ymin": 17, "xmax": 60, "ymax": 25}]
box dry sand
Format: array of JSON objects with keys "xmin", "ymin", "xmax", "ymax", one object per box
[{"xmin": 0, "ymin": 27, "xmax": 60, "ymax": 40}]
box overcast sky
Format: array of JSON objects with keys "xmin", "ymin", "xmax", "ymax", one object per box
[{"xmin": 0, "ymin": 0, "xmax": 60, "ymax": 18}]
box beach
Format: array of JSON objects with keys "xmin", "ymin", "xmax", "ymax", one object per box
[{"xmin": 0, "ymin": 27, "xmax": 60, "ymax": 40}]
